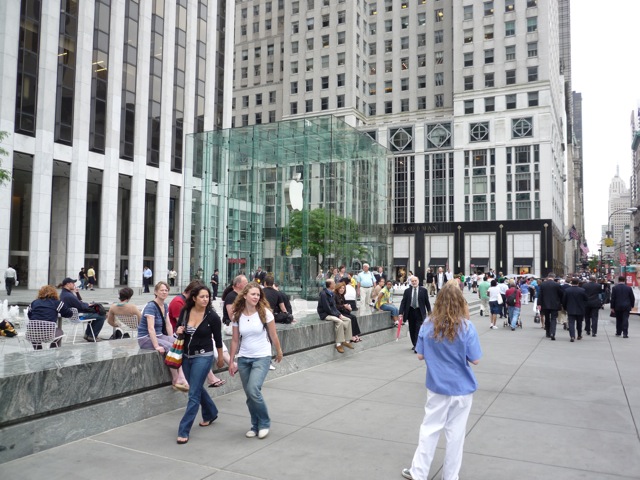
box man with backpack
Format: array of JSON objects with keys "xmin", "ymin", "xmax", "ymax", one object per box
[{"xmin": 505, "ymin": 280, "xmax": 521, "ymax": 330}]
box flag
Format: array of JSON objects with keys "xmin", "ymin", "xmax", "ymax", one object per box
[
  {"xmin": 569, "ymin": 225, "xmax": 580, "ymax": 241},
  {"xmin": 580, "ymin": 242, "xmax": 589, "ymax": 255}
]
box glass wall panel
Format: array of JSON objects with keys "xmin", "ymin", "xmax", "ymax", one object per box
[{"xmin": 185, "ymin": 116, "xmax": 391, "ymax": 299}]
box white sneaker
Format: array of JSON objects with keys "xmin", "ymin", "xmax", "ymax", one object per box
[
  {"xmin": 269, "ymin": 363, "xmax": 276, "ymax": 370},
  {"xmin": 245, "ymin": 430, "xmax": 257, "ymax": 438},
  {"xmin": 258, "ymin": 428, "xmax": 269, "ymax": 439},
  {"xmin": 401, "ymin": 468, "xmax": 414, "ymax": 479}
]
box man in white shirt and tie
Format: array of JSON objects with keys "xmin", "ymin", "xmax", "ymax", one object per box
[{"xmin": 399, "ymin": 276, "xmax": 432, "ymax": 352}]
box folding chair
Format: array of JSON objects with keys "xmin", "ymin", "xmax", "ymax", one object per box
[
  {"xmin": 67, "ymin": 307, "xmax": 96, "ymax": 344},
  {"xmin": 24, "ymin": 320, "xmax": 65, "ymax": 351},
  {"xmin": 115, "ymin": 314, "xmax": 139, "ymax": 338}
]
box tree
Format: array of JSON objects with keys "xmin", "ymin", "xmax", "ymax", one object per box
[
  {"xmin": 0, "ymin": 131, "xmax": 11, "ymax": 185},
  {"xmin": 287, "ymin": 207, "xmax": 369, "ymax": 266}
]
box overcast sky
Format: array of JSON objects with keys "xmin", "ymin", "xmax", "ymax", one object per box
[{"xmin": 571, "ymin": 1, "xmax": 640, "ymax": 251}]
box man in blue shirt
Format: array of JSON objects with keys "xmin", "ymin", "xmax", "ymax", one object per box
[
  {"xmin": 356, "ymin": 263, "xmax": 377, "ymax": 315},
  {"xmin": 402, "ymin": 283, "xmax": 482, "ymax": 480}
]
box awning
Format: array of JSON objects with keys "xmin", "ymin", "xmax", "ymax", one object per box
[
  {"xmin": 513, "ymin": 257, "xmax": 533, "ymax": 267},
  {"xmin": 429, "ymin": 257, "xmax": 448, "ymax": 267},
  {"xmin": 470, "ymin": 258, "xmax": 490, "ymax": 267}
]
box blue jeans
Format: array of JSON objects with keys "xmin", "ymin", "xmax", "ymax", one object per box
[
  {"xmin": 82, "ymin": 313, "xmax": 105, "ymax": 336},
  {"xmin": 178, "ymin": 355, "xmax": 218, "ymax": 438},
  {"xmin": 380, "ymin": 303, "xmax": 399, "ymax": 316},
  {"xmin": 237, "ymin": 356, "xmax": 271, "ymax": 432},
  {"xmin": 508, "ymin": 306, "xmax": 520, "ymax": 328}
]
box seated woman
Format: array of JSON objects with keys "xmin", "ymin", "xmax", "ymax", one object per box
[
  {"xmin": 27, "ymin": 285, "xmax": 74, "ymax": 349},
  {"xmin": 334, "ymin": 282, "xmax": 362, "ymax": 343},
  {"xmin": 138, "ymin": 281, "xmax": 189, "ymax": 392},
  {"xmin": 106, "ymin": 287, "xmax": 142, "ymax": 339},
  {"xmin": 375, "ymin": 280, "xmax": 400, "ymax": 326},
  {"xmin": 371, "ymin": 278, "xmax": 386, "ymax": 310}
]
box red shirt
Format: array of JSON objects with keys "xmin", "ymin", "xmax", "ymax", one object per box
[
  {"xmin": 505, "ymin": 287, "xmax": 521, "ymax": 308},
  {"xmin": 168, "ymin": 294, "xmax": 186, "ymax": 331}
]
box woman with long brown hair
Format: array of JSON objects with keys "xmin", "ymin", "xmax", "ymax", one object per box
[
  {"xmin": 228, "ymin": 281, "xmax": 283, "ymax": 439},
  {"xmin": 333, "ymin": 281, "xmax": 362, "ymax": 343},
  {"xmin": 402, "ymin": 282, "xmax": 482, "ymax": 480},
  {"xmin": 27, "ymin": 285, "xmax": 74, "ymax": 348}
]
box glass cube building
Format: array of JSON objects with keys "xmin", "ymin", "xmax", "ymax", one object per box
[{"xmin": 184, "ymin": 115, "xmax": 391, "ymax": 298}]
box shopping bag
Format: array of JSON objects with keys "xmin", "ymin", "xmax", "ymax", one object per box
[{"xmin": 164, "ymin": 335, "xmax": 184, "ymax": 369}]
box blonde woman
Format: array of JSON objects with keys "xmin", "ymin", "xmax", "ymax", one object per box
[
  {"xmin": 402, "ymin": 282, "xmax": 482, "ymax": 480},
  {"xmin": 228, "ymin": 282, "xmax": 283, "ymax": 439}
]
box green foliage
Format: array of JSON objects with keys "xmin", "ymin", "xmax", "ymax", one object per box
[
  {"xmin": 287, "ymin": 207, "xmax": 369, "ymax": 264},
  {"xmin": 0, "ymin": 131, "xmax": 11, "ymax": 185}
]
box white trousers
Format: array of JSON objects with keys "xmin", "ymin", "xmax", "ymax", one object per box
[
  {"xmin": 409, "ymin": 391, "xmax": 473, "ymax": 480},
  {"xmin": 359, "ymin": 286, "xmax": 373, "ymax": 314}
]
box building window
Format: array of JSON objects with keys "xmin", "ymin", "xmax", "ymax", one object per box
[
  {"xmin": 401, "ymin": 16, "xmax": 409, "ymax": 29},
  {"xmin": 484, "ymin": 24, "xmax": 494, "ymax": 40},
  {"xmin": 321, "ymin": 97, "xmax": 328, "ymax": 110},
  {"xmin": 306, "ymin": 79, "xmax": 313, "ymax": 92},
  {"xmin": 400, "ymin": 57, "xmax": 409, "ymax": 70},
  {"xmin": 418, "ymin": 97, "xmax": 426, "ymax": 109},
  {"xmin": 55, "ymin": 0, "xmax": 79, "ymax": 145},
  {"xmin": 170, "ymin": 1, "xmax": 188, "ymax": 171},
  {"xmin": 505, "ymin": 45, "xmax": 516, "ymax": 61},
  {"xmin": 321, "ymin": 76, "xmax": 329, "ymax": 89},
  {"xmin": 527, "ymin": 0, "xmax": 538, "ymax": 6},
  {"xmin": 385, "ymin": 101, "xmax": 393, "ymax": 114},
  {"xmin": 435, "ymin": 72, "xmax": 444, "ymax": 86},
  {"xmin": 528, "ymin": 91, "xmax": 539, "ymax": 106},
  {"xmin": 147, "ymin": 0, "xmax": 164, "ymax": 166},
  {"xmin": 401, "ymin": 78, "xmax": 409, "ymax": 91},
  {"xmin": 470, "ymin": 122, "xmax": 489, "ymax": 142},
  {"xmin": 369, "ymin": 104, "xmax": 377, "ymax": 115},
  {"xmin": 307, "ymin": 37, "xmax": 314, "ymax": 50},
  {"xmin": 426, "ymin": 123, "xmax": 452, "ymax": 149},
  {"xmin": 389, "ymin": 127, "xmax": 414, "ymax": 152},
  {"xmin": 337, "ymin": 73, "xmax": 345, "ymax": 87},
  {"xmin": 485, "ymin": 97, "xmax": 495, "ymax": 112},
  {"xmin": 512, "ymin": 118, "xmax": 533, "ymax": 138},
  {"xmin": 464, "ymin": 100, "xmax": 474, "ymax": 114},
  {"xmin": 337, "ymin": 32, "xmax": 345, "ymax": 45},
  {"xmin": 384, "ymin": 81, "xmax": 392, "ymax": 93},
  {"xmin": 464, "ymin": 29, "xmax": 473, "ymax": 43},
  {"xmin": 306, "ymin": 58, "xmax": 313, "ymax": 72},
  {"xmin": 434, "ymin": 30, "xmax": 443, "ymax": 44},
  {"xmin": 241, "ymin": 114, "xmax": 248, "ymax": 126},
  {"xmin": 321, "ymin": 55, "xmax": 329, "ymax": 68},
  {"xmin": 291, "ymin": 81, "xmax": 298, "ymax": 94},
  {"xmin": 464, "ymin": 52, "xmax": 473, "ymax": 67},
  {"xmin": 337, "ymin": 94, "xmax": 345, "ymax": 108},
  {"xmin": 337, "ymin": 53, "xmax": 345, "ymax": 65},
  {"xmin": 242, "ymin": 95, "xmax": 249, "ymax": 108},
  {"xmin": 484, "ymin": 1, "xmax": 494, "ymax": 16},
  {"xmin": 528, "ymin": 42, "xmax": 538, "ymax": 57},
  {"xmin": 435, "ymin": 94, "xmax": 444, "ymax": 108},
  {"xmin": 505, "ymin": 0, "xmax": 514, "ymax": 12},
  {"xmin": 527, "ymin": 16, "xmax": 537, "ymax": 32},
  {"xmin": 306, "ymin": 17, "xmax": 314, "ymax": 30},
  {"xmin": 435, "ymin": 9, "xmax": 444, "ymax": 22},
  {"xmin": 385, "ymin": 19, "xmax": 392, "ymax": 32},
  {"xmin": 385, "ymin": 60, "xmax": 392, "ymax": 73},
  {"xmin": 269, "ymin": 91, "xmax": 276, "ymax": 104},
  {"xmin": 417, "ymin": 34, "xmax": 426, "ymax": 47},
  {"xmin": 305, "ymin": 99, "xmax": 313, "ymax": 112},
  {"xmin": 464, "ymin": 76, "xmax": 474, "ymax": 91},
  {"xmin": 90, "ymin": 0, "xmax": 111, "ymax": 153},
  {"xmin": 322, "ymin": 14, "xmax": 329, "ymax": 27},
  {"xmin": 505, "ymin": 21, "xmax": 515, "ymax": 36},
  {"xmin": 485, "ymin": 72, "xmax": 494, "ymax": 87},
  {"xmin": 435, "ymin": 52, "xmax": 444, "ymax": 65},
  {"xmin": 417, "ymin": 75, "xmax": 427, "ymax": 88},
  {"xmin": 528, "ymin": 66, "xmax": 538, "ymax": 82},
  {"xmin": 463, "ymin": 5, "xmax": 473, "ymax": 20},
  {"xmin": 338, "ymin": 10, "xmax": 345, "ymax": 24},
  {"xmin": 418, "ymin": 13, "xmax": 426, "ymax": 26},
  {"xmin": 506, "ymin": 69, "xmax": 516, "ymax": 85},
  {"xmin": 506, "ymin": 94, "xmax": 516, "ymax": 109},
  {"xmin": 291, "ymin": 41, "xmax": 299, "ymax": 53},
  {"xmin": 484, "ymin": 49, "xmax": 494, "ymax": 64},
  {"xmin": 290, "ymin": 102, "xmax": 298, "ymax": 114},
  {"xmin": 400, "ymin": 36, "xmax": 409, "ymax": 50}
]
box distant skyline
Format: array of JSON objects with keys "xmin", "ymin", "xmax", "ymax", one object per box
[{"xmin": 571, "ymin": 1, "xmax": 640, "ymax": 251}]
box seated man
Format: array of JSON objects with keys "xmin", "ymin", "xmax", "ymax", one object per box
[
  {"xmin": 273, "ymin": 280, "xmax": 295, "ymax": 321},
  {"xmin": 59, "ymin": 277, "xmax": 106, "ymax": 342},
  {"xmin": 263, "ymin": 274, "xmax": 294, "ymax": 324},
  {"xmin": 317, "ymin": 278, "xmax": 353, "ymax": 353},
  {"xmin": 106, "ymin": 287, "xmax": 142, "ymax": 339}
]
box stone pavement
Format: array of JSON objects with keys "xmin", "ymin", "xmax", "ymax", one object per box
[{"xmin": 2, "ymin": 294, "xmax": 640, "ymax": 480}]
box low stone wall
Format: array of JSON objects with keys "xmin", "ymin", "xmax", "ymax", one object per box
[{"xmin": 0, "ymin": 310, "xmax": 393, "ymax": 463}]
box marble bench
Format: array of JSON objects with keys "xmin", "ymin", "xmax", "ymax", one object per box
[{"xmin": 0, "ymin": 310, "xmax": 394, "ymax": 463}]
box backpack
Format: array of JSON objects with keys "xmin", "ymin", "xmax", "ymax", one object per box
[{"xmin": 506, "ymin": 291, "xmax": 517, "ymax": 307}]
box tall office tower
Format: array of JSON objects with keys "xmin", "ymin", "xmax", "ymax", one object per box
[
  {"xmin": 568, "ymin": 90, "xmax": 585, "ymax": 269},
  {"xmin": 608, "ymin": 169, "xmax": 632, "ymax": 248},
  {"xmin": 0, "ymin": 0, "xmax": 235, "ymax": 288},
  {"xmin": 233, "ymin": 0, "xmax": 571, "ymax": 279}
]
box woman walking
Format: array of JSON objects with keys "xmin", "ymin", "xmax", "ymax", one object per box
[
  {"xmin": 402, "ymin": 283, "xmax": 482, "ymax": 480},
  {"xmin": 175, "ymin": 285, "xmax": 225, "ymax": 444},
  {"xmin": 228, "ymin": 282, "xmax": 283, "ymax": 439}
]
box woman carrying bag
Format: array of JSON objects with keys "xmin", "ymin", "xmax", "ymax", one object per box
[{"xmin": 175, "ymin": 284, "xmax": 224, "ymax": 444}]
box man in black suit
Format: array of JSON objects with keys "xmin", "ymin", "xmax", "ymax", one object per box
[
  {"xmin": 253, "ymin": 266, "xmax": 266, "ymax": 284},
  {"xmin": 610, "ymin": 275, "xmax": 635, "ymax": 338},
  {"xmin": 562, "ymin": 278, "xmax": 588, "ymax": 342},
  {"xmin": 537, "ymin": 272, "xmax": 564, "ymax": 340},
  {"xmin": 399, "ymin": 275, "xmax": 432, "ymax": 351},
  {"xmin": 582, "ymin": 275, "xmax": 602, "ymax": 336}
]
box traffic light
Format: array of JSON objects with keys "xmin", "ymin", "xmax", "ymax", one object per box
[{"xmin": 635, "ymin": 244, "xmax": 640, "ymax": 253}]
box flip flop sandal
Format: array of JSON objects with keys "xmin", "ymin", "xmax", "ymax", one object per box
[
  {"xmin": 199, "ymin": 416, "xmax": 218, "ymax": 427},
  {"xmin": 208, "ymin": 379, "xmax": 226, "ymax": 388}
]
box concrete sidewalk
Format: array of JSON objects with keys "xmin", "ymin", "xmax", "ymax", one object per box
[{"xmin": 3, "ymin": 304, "xmax": 640, "ymax": 479}]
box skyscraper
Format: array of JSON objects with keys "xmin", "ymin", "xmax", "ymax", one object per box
[
  {"xmin": 233, "ymin": 0, "xmax": 573, "ymax": 278},
  {"xmin": 0, "ymin": 0, "xmax": 235, "ymax": 288}
]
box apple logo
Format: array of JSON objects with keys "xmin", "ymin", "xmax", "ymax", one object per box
[{"xmin": 286, "ymin": 174, "xmax": 304, "ymax": 211}]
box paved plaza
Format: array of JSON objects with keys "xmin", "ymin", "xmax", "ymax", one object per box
[{"xmin": 1, "ymin": 287, "xmax": 640, "ymax": 479}]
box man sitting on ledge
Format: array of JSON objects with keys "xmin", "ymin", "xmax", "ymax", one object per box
[
  {"xmin": 59, "ymin": 277, "xmax": 106, "ymax": 342},
  {"xmin": 317, "ymin": 278, "xmax": 353, "ymax": 353}
]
